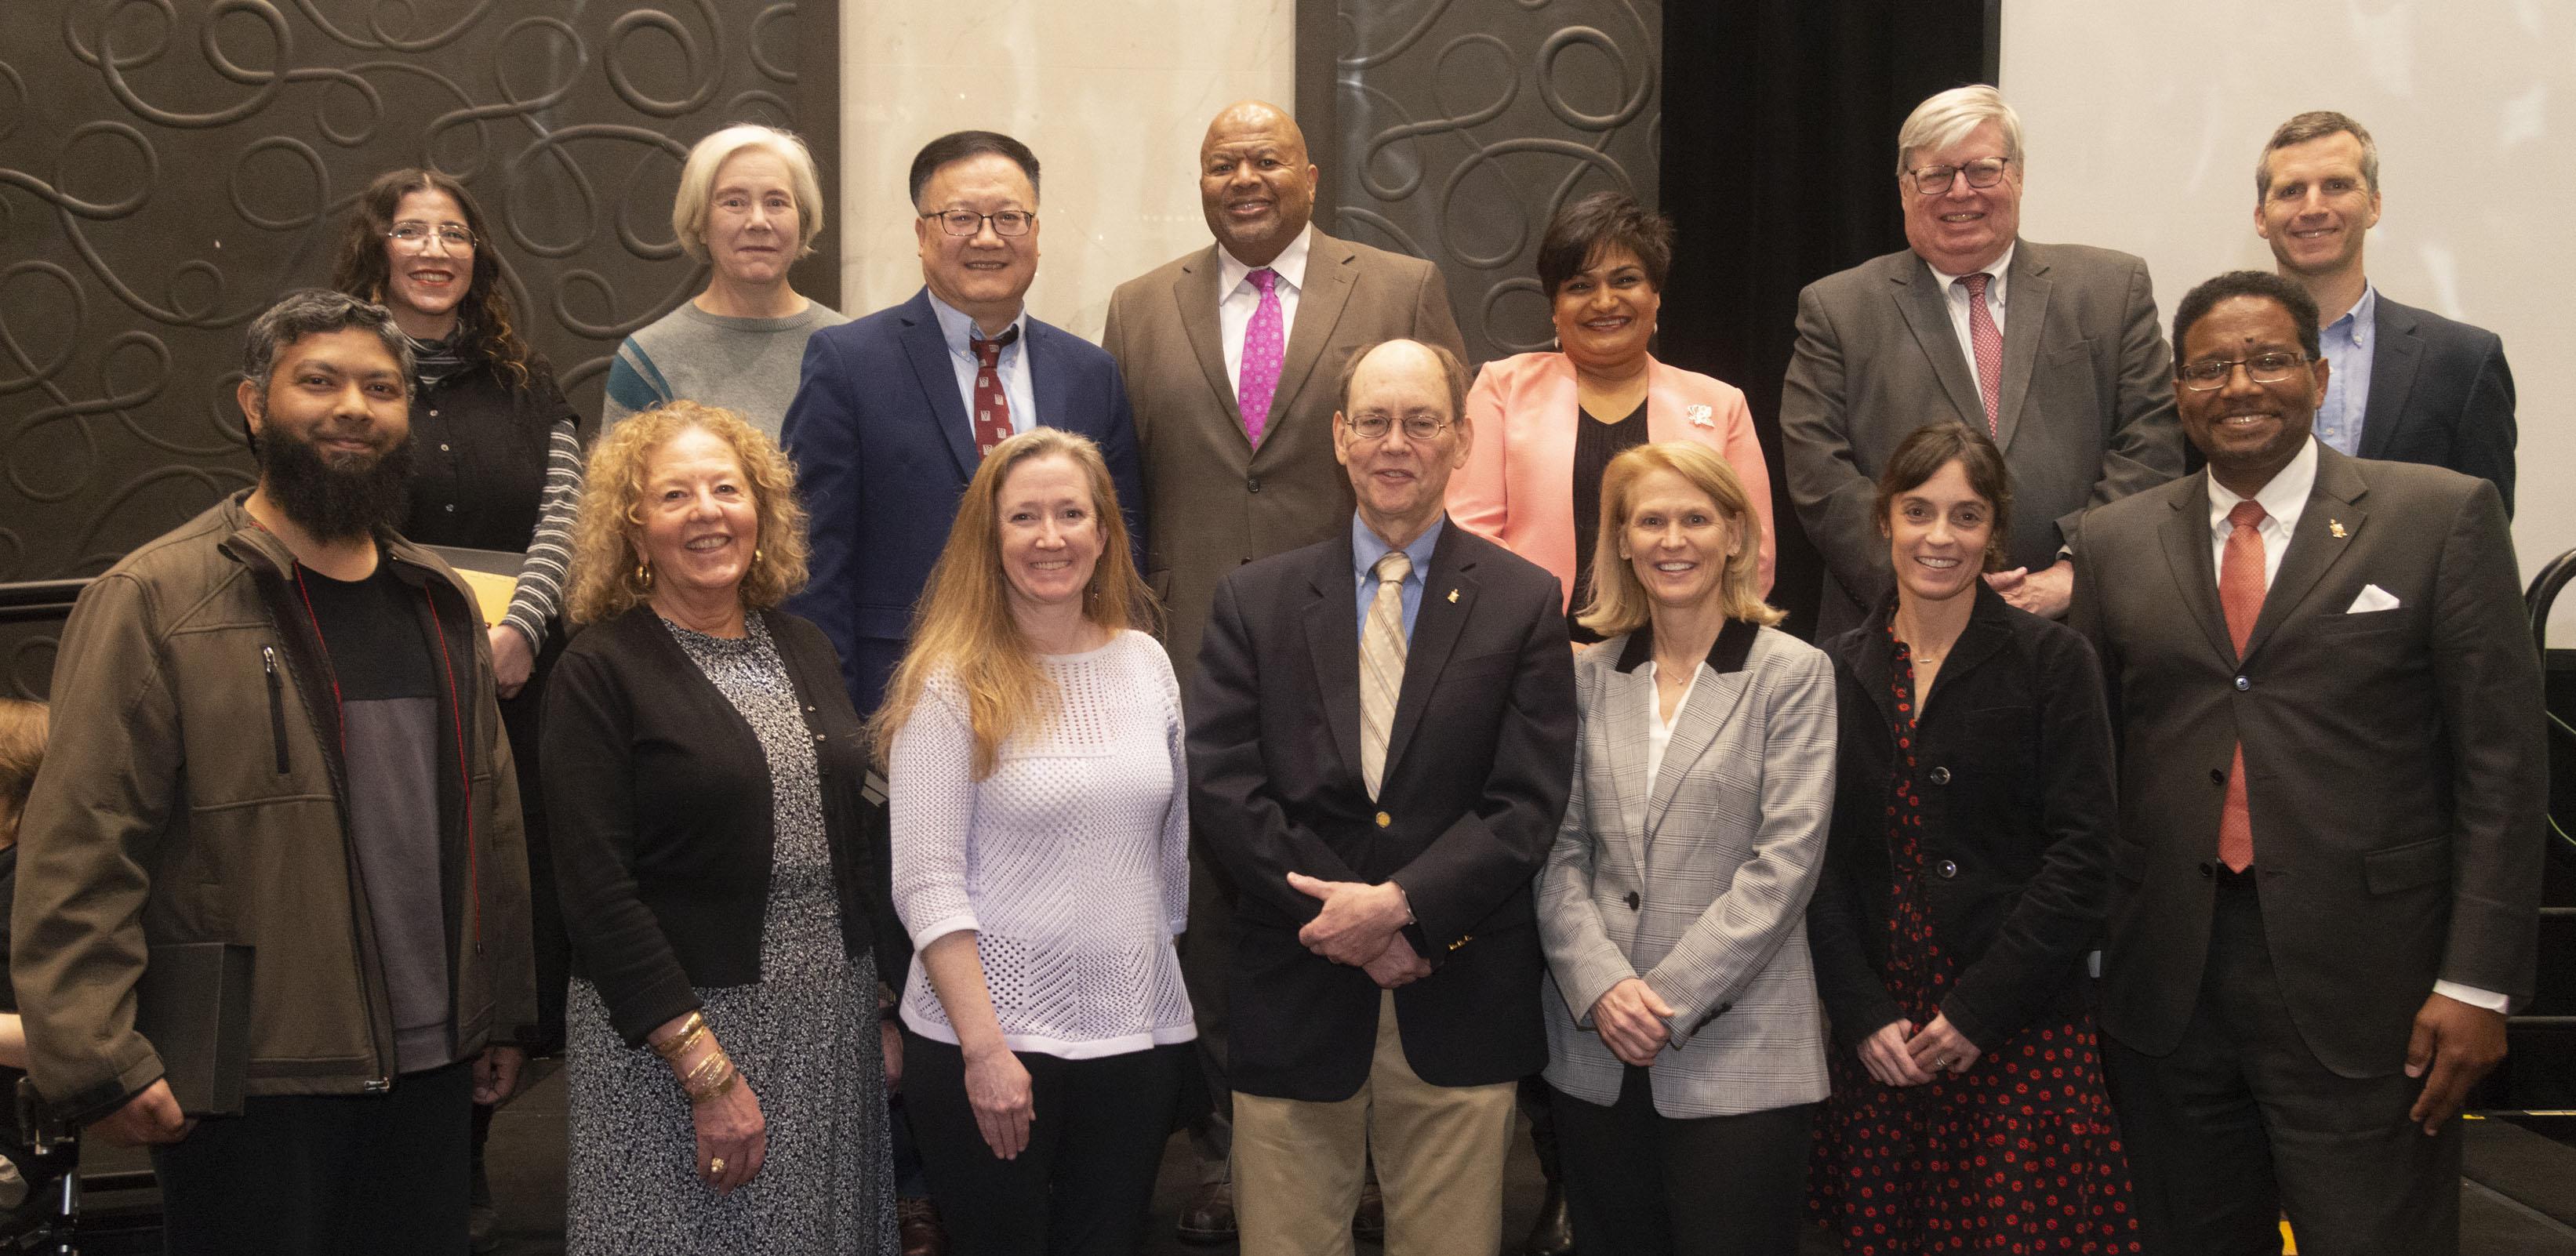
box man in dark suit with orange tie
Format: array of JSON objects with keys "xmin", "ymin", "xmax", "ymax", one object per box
[
  {"xmin": 2071, "ymin": 270, "xmax": 2545, "ymax": 1256},
  {"xmin": 1188, "ymin": 338, "xmax": 1575, "ymax": 1256}
]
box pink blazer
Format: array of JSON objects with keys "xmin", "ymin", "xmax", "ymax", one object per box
[{"xmin": 1448, "ymin": 351, "xmax": 1775, "ymax": 613}]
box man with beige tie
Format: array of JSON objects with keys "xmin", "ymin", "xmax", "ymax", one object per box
[
  {"xmin": 1187, "ymin": 339, "xmax": 1575, "ymax": 1256},
  {"xmin": 1102, "ymin": 99, "xmax": 1466, "ymax": 1241},
  {"xmin": 2070, "ymin": 270, "xmax": 2544, "ymax": 1256}
]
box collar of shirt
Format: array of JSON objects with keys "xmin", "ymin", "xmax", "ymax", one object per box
[
  {"xmin": 1219, "ymin": 224, "xmax": 1313, "ymax": 299},
  {"xmin": 925, "ymin": 288, "xmax": 1028, "ymax": 361},
  {"xmin": 1351, "ymin": 511, "xmax": 1444, "ymax": 641},
  {"xmin": 1929, "ymin": 241, "xmax": 2015, "ymax": 309},
  {"xmin": 2325, "ymin": 281, "xmax": 2378, "ymax": 346},
  {"xmin": 2205, "ymin": 436, "xmax": 2319, "ymax": 585}
]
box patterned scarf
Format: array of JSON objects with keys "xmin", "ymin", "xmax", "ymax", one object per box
[{"xmin": 406, "ymin": 329, "xmax": 467, "ymax": 389}]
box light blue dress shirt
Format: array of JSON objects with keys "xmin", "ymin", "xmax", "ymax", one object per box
[
  {"xmin": 1351, "ymin": 514, "xmax": 1444, "ymax": 642},
  {"xmin": 925, "ymin": 290, "xmax": 1037, "ymax": 439},
  {"xmin": 2314, "ymin": 285, "xmax": 2376, "ymax": 457}
]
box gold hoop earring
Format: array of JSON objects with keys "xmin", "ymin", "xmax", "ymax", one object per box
[{"xmin": 635, "ymin": 561, "xmax": 653, "ymax": 590}]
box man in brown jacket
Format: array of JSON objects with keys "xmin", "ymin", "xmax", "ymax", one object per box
[{"xmin": 12, "ymin": 289, "xmax": 536, "ymax": 1256}]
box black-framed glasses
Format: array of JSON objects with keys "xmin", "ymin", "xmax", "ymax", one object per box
[
  {"xmin": 1904, "ymin": 157, "xmax": 2012, "ymax": 195},
  {"xmin": 1346, "ymin": 413, "xmax": 1452, "ymax": 442},
  {"xmin": 922, "ymin": 209, "xmax": 1035, "ymax": 238},
  {"xmin": 2178, "ymin": 351, "xmax": 2312, "ymax": 390},
  {"xmin": 387, "ymin": 222, "xmax": 476, "ymax": 249}
]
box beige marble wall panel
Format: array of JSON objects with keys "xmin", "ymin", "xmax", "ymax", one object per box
[{"xmin": 837, "ymin": 0, "xmax": 1296, "ymax": 343}]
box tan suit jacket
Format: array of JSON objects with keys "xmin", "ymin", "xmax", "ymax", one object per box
[{"xmin": 1103, "ymin": 229, "xmax": 1465, "ymax": 687}]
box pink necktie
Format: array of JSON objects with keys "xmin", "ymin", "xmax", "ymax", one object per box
[
  {"xmin": 1963, "ymin": 272, "xmax": 2001, "ymax": 437},
  {"xmin": 2217, "ymin": 500, "xmax": 2267, "ymax": 872},
  {"xmin": 1238, "ymin": 268, "xmax": 1283, "ymax": 445}
]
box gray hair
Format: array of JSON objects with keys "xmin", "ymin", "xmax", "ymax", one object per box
[
  {"xmin": 673, "ymin": 124, "xmax": 828, "ymax": 262},
  {"xmin": 1896, "ymin": 85, "xmax": 2024, "ymax": 179},
  {"xmin": 2258, "ymin": 110, "xmax": 2379, "ymax": 198},
  {"xmin": 242, "ymin": 289, "xmax": 413, "ymax": 395}
]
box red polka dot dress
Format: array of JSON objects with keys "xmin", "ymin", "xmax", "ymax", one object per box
[{"xmin": 1808, "ymin": 632, "xmax": 2142, "ymax": 1254}]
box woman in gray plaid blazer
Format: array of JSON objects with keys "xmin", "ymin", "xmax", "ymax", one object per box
[{"xmin": 1535, "ymin": 442, "xmax": 1835, "ymax": 1256}]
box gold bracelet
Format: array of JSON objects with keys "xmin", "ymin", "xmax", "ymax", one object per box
[
  {"xmin": 681, "ymin": 1048, "xmax": 730, "ymax": 1093},
  {"xmin": 652, "ymin": 1012, "xmax": 708, "ymax": 1059},
  {"xmin": 685, "ymin": 1057, "xmax": 739, "ymax": 1105}
]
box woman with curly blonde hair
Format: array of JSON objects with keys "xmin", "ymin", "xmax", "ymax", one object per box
[
  {"xmin": 875, "ymin": 427, "xmax": 1191, "ymax": 1254},
  {"xmin": 543, "ymin": 401, "xmax": 903, "ymax": 1254}
]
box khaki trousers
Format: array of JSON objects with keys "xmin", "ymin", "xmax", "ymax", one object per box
[{"xmin": 1234, "ymin": 989, "xmax": 1517, "ymax": 1256}]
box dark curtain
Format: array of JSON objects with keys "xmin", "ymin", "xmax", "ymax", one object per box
[{"xmin": 1657, "ymin": 3, "xmax": 1996, "ymax": 637}]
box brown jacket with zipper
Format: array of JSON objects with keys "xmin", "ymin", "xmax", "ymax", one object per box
[{"xmin": 11, "ymin": 492, "xmax": 536, "ymax": 1122}]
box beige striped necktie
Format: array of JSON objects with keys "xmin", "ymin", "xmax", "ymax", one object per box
[{"xmin": 1360, "ymin": 550, "xmax": 1412, "ymax": 799}]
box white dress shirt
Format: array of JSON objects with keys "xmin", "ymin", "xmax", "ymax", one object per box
[
  {"xmin": 2204, "ymin": 437, "xmax": 2507, "ymax": 1013},
  {"xmin": 925, "ymin": 289, "xmax": 1037, "ymax": 437},
  {"xmin": 1216, "ymin": 225, "xmax": 1312, "ymax": 394},
  {"xmin": 1636, "ymin": 659, "xmax": 1703, "ymax": 794},
  {"xmin": 1927, "ymin": 241, "xmax": 2014, "ymax": 385}
]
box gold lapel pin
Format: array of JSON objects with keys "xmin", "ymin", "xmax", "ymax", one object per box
[
  {"xmin": 2329, "ymin": 519, "xmax": 2348, "ymax": 539},
  {"xmin": 1447, "ymin": 589, "xmax": 1459, "ymax": 603}
]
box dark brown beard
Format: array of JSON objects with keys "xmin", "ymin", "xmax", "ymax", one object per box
[{"xmin": 256, "ymin": 423, "xmax": 415, "ymax": 543}]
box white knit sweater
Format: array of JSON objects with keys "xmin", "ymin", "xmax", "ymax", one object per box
[{"xmin": 888, "ymin": 630, "xmax": 1197, "ymax": 1058}]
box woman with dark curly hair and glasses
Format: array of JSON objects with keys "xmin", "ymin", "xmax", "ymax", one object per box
[{"xmin": 329, "ymin": 168, "xmax": 585, "ymax": 1247}]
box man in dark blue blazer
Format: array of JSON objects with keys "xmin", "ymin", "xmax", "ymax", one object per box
[
  {"xmin": 782, "ymin": 131, "xmax": 1146, "ymax": 717},
  {"xmin": 2254, "ymin": 111, "xmax": 2516, "ymax": 514}
]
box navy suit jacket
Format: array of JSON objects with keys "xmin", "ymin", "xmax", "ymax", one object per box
[
  {"xmin": 780, "ymin": 287, "xmax": 1146, "ymax": 716},
  {"xmin": 2357, "ymin": 295, "xmax": 2517, "ymax": 516}
]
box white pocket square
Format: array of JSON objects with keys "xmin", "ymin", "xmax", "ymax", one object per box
[{"xmin": 2346, "ymin": 584, "xmax": 2400, "ymax": 614}]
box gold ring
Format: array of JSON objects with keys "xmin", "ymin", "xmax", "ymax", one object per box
[{"xmin": 710, "ymin": 1157, "xmax": 725, "ymax": 1174}]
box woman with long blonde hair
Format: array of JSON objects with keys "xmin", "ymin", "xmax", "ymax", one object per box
[{"xmin": 877, "ymin": 427, "xmax": 1192, "ymax": 1255}]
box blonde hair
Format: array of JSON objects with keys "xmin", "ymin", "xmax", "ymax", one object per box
[
  {"xmin": 871, "ymin": 429, "xmax": 1155, "ymax": 779},
  {"xmin": 0, "ymin": 698, "xmax": 47, "ymax": 849},
  {"xmin": 672, "ymin": 125, "xmax": 827, "ymax": 263},
  {"xmin": 1896, "ymin": 85, "xmax": 2024, "ymax": 178},
  {"xmin": 567, "ymin": 401, "xmax": 809, "ymax": 624},
  {"xmin": 1576, "ymin": 441, "xmax": 1784, "ymax": 636}
]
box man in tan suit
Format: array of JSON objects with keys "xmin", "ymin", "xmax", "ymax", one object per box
[{"xmin": 1101, "ymin": 99, "xmax": 1465, "ymax": 1243}]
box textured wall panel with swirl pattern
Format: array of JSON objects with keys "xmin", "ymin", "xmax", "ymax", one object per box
[
  {"xmin": 0, "ymin": 0, "xmax": 839, "ymax": 697},
  {"xmin": 1301, "ymin": 0, "xmax": 1661, "ymax": 365}
]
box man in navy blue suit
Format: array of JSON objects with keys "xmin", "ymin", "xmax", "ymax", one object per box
[
  {"xmin": 2253, "ymin": 110, "xmax": 2516, "ymax": 514},
  {"xmin": 783, "ymin": 130, "xmax": 1146, "ymax": 717}
]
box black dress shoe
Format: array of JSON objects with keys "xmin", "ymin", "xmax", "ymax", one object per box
[
  {"xmin": 898, "ymin": 1196, "xmax": 948, "ymax": 1256},
  {"xmin": 1353, "ymin": 1179, "xmax": 1385, "ymax": 1242},
  {"xmin": 1178, "ymin": 1179, "xmax": 1237, "ymax": 1246},
  {"xmin": 1521, "ymin": 1182, "xmax": 1573, "ymax": 1255}
]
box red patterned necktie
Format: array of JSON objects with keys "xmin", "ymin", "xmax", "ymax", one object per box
[
  {"xmin": 2216, "ymin": 499, "xmax": 2268, "ymax": 872},
  {"xmin": 970, "ymin": 325, "xmax": 1021, "ymax": 459},
  {"xmin": 1238, "ymin": 268, "xmax": 1284, "ymax": 445},
  {"xmin": 1963, "ymin": 272, "xmax": 2001, "ymax": 437}
]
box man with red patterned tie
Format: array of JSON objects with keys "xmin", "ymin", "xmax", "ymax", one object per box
[
  {"xmin": 1781, "ymin": 85, "xmax": 2182, "ymax": 637},
  {"xmin": 1102, "ymin": 100, "xmax": 1466, "ymax": 1244},
  {"xmin": 783, "ymin": 130, "xmax": 1145, "ymax": 721},
  {"xmin": 2070, "ymin": 270, "xmax": 2543, "ymax": 1256}
]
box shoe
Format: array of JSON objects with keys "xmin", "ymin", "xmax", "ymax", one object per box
[
  {"xmin": 897, "ymin": 1196, "xmax": 947, "ymax": 1256},
  {"xmin": 468, "ymin": 1152, "xmax": 500, "ymax": 1254},
  {"xmin": 1353, "ymin": 1179, "xmax": 1385, "ymax": 1243},
  {"xmin": 1521, "ymin": 1181, "xmax": 1573, "ymax": 1255},
  {"xmin": 1176, "ymin": 1179, "xmax": 1237, "ymax": 1245}
]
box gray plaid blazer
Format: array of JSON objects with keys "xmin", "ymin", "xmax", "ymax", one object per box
[{"xmin": 1537, "ymin": 617, "xmax": 1836, "ymax": 1117}]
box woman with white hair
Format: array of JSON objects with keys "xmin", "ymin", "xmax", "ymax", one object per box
[{"xmin": 605, "ymin": 125, "xmax": 846, "ymax": 440}]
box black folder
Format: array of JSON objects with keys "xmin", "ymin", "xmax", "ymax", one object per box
[{"xmin": 133, "ymin": 943, "xmax": 253, "ymax": 1118}]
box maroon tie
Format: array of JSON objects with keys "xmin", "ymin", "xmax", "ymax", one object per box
[
  {"xmin": 970, "ymin": 325, "xmax": 1021, "ymax": 459},
  {"xmin": 2217, "ymin": 500, "xmax": 2267, "ymax": 872},
  {"xmin": 1963, "ymin": 272, "xmax": 2002, "ymax": 437}
]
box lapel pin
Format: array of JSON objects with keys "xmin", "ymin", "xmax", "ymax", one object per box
[
  {"xmin": 1685, "ymin": 404, "xmax": 1714, "ymax": 428},
  {"xmin": 2329, "ymin": 519, "xmax": 2348, "ymax": 539},
  {"xmin": 1447, "ymin": 589, "xmax": 1459, "ymax": 603}
]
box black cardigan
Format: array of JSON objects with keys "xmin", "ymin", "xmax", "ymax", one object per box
[
  {"xmin": 1806, "ymin": 583, "xmax": 2120, "ymax": 1052},
  {"xmin": 541, "ymin": 604, "xmax": 907, "ymax": 1047}
]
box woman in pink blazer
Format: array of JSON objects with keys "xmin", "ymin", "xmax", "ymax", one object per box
[{"xmin": 1449, "ymin": 193, "xmax": 1774, "ymax": 642}]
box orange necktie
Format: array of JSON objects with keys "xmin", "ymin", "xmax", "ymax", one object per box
[{"xmin": 2216, "ymin": 500, "xmax": 2267, "ymax": 872}]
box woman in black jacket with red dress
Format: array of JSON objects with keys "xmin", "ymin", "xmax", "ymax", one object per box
[{"xmin": 1805, "ymin": 422, "xmax": 2142, "ymax": 1255}]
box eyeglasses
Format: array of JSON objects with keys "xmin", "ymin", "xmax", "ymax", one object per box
[
  {"xmin": 1345, "ymin": 414, "xmax": 1453, "ymax": 442},
  {"xmin": 387, "ymin": 222, "xmax": 476, "ymax": 249},
  {"xmin": 2178, "ymin": 351, "xmax": 2311, "ymax": 390},
  {"xmin": 1904, "ymin": 158, "xmax": 2012, "ymax": 195},
  {"xmin": 922, "ymin": 209, "xmax": 1035, "ymax": 238}
]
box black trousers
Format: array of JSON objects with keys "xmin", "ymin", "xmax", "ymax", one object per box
[
  {"xmin": 2102, "ymin": 870, "xmax": 2462, "ymax": 1256},
  {"xmin": 151, "ymin": 1059, "xmax": 474, "ymax": 1256},
  {"xmin": 903, "ymin": 1029, "xmax": 1186, "ymax": 1255},
  {"xmin": 1549, "ymin": 1069, "xmax": 1814, "ymax": 1256}
]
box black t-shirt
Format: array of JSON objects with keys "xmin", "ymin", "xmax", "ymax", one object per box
[{"xmin": 1568, "ymin": 398, "xmax": 1652, "ymax": 644}]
